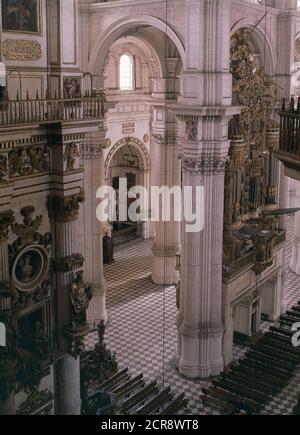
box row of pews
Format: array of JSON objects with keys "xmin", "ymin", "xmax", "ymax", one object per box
[
  {"xmin": 82, "ymin": 368, "xmax": 189, "ymax": 415},
  {"xmin": 202, "ymin": 306, "xmax": 300, "ymax": 415}
]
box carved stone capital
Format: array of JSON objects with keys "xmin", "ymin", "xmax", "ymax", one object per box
[
  {"xmin": 51, "ymin": 254, "xmax": 85, "ymax": 273},
  {"xmin": 181, "ymin": 155, "xmax": 228, "ymax": 175},
  {"xmin": 47, "ymin": 192, "xmax": 85, "ymax": 223},
  {"xmin": 0, "ymin": 211, "xmax": 15, "ymax": 243}
]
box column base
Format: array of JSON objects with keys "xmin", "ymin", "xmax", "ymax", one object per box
[
  {"xmin": 152, "ymin": 254, "xmax": 179, "ymax": 285},
  {"xmin": 0, "ymin": 392, "xmax": 15, "ymax": 416},
  {"xmin": 176, "ymin": 321, "xmax": 224, "ymax": 379},
  {"xmin": 87, "ymin": 283, "xmax": 108, "ymax": 324}
]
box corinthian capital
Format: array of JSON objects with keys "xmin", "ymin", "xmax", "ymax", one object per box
[{"xmin": 48, "ymin": 191, "xmax": 85, "ymax": 223}]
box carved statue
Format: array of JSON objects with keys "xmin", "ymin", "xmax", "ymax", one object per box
[
  {"xmin": 0, "ymin": 155, "xmax": 8, "ymax": 182},
  {"xmin": 64, "ymin": 143, "xmax": 80, "ymax": 172},
  {"xmin": 70, "ymin": 271, "xmax": 93, "ymax": 327},
  {"xmin": 19, "ymin": 255, "xmax": 34, "ymax": 282}
]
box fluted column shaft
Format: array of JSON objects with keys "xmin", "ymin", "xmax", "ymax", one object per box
[
  {"xmin": 0, "ymin": 210, "xmax": 16, "ymax": 415},
  {"xmin": 83, "ymin": 150, "xmax": 108, "ymax": 324},
  {"xmin": 48, "ymin": 193, "xmax": 84, "ymax": 416},
  {"xmin": 151, "ymin": 131, "xmax": 181, "ymax": 285},
  {"xmin": 176, "ymin": 146, "xmax": 228, "ymax": 378}
]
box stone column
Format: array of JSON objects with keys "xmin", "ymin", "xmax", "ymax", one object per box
[
  {"xmin": 279, "ymin": 163, "xmax": 291, "ymax": 314},
  {"xmin": 48, "ymin": 192, "xmax": 85, "ymax": 416},
  {"xmin": 0, "ymin": 210, "xmax": 16, "ymax": 416},
  {"xmin": 151, "ymin": 110, "xmax": 181, "ymax": 285},
  {"xmin": 289, "ymin": 179, "xmax": 300, "ymax": 275},
  {"xmin": 81, "ymin": 139, "xmax": 108, "ymax": 324},
  {"xmin": 174, "ymin": 0, "xmax": 237, "ymax": 378},
  {"xmin": 175, "ymin": 120, "xmax": 232, "ymax": 378},
  {"xmin": 56, "ymin": 354, "xmax": 81, "ymax": 416}
]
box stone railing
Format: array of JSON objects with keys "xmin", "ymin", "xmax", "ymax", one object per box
[
  {"xmin": 0, "ymin": 96, "xmax": 104, "ymax": 127},
  {"xmin": 223, "ymin": 252, "xmax": 256, "ymax": 282}
]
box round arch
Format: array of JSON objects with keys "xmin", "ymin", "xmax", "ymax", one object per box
[
  {"xmin": 105, "ymin": 137, "xmax": 151, "ymax": 181},
  {"xmin": 110, "ymin": 35, "xmax": 165, "ymax": 78},
  {"xmin": 231, "ymin": 22, "xmax": 276, "ymax": 76},
  {"xmin": 88, "ymin": 15, "xmax": 185, "ymax": 76}
]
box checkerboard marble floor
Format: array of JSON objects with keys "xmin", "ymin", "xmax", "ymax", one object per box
[{"xmin": 85, "ymin": 238, "xmax": 300, "ymax": 415}]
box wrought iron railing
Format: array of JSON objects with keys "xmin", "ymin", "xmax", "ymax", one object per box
[{"xmin": 0, "ymin": 96, "xmax": 104, "ymax": 127}]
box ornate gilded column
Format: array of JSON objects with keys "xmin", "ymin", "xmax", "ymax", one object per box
[
  {"xmin": 151, "ymin": 119, "xmax": 181, "ymax": 285},
  {"xmin": 265, "ymin": 127, "xmax": 280, "ymax": 211},
  {"xmin": 0, "ymin": 211, "xmax": 16, "ymax": 416},
  {"xmin": 48, "ymin": 192, "xmax": 85, "ymax": 415}
]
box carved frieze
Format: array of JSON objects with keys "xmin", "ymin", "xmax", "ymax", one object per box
[
  {"xmin": 9, "ymin": 146, "xmax": 50, "ymax": 178},
  {"xmin": 47, "ymin": 192, "xmax": 85, "ymax": 223},
  {"xmin": 0, "ymin": 211, "xmax": 15, "ymax": 243},
  {"xmin": 80, "ymin": 143, "xmax": 104, "ymax": 160},
  {"xmin": 51, "ymin": 254, "xmax": 85, "ymax": 273},
  {"xmin": 185, "ymin": 120, "xmax": 198, "ymax": 141},
  {"xmin": 0, "ymin": 155, "xmax": 8, "ymax": 183},
  {"xmin": 181, "ymin": 155, "xmax": 228, "ymax": 175},
  {"xmin": 2, "ymin": 39, "xmax": 42, "ymax": 61},
  {"xmin": 11, "ymin": 207, "xmax": 42, "ymax": 247}
]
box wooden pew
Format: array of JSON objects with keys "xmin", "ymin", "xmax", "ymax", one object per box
[
  {"xmin": 135, "ymin": 387, "xmax": 172, "ymax": 415},
  {"xmin": 220, "ymin": 372, "xmax": 277, "ymax": 396},
  {"xmin": 253, "ymin": 343, "xmax": 300, "ymax": 364},
  {"xmin": 97, "ymin": 368, "xmax": 129, "ymax": 391},
  {"xmin": 202, "ymin": 394, "xmax": 236, "ymax": 415},
  {"xmin": 212, "ymin": 379, "xmax": 270, "ymax": 404},
  {"xmin": 238, "ymin": 359, "xmax": 290, "ymax": 381},
  {"xmin": 121, "ymin": 381, "xmax": 158, "ymax": 414},
  {"xmin": 230, "ymin": 365, "xmax": 285, "ymax": 390},
  {"xmin": 203, "ymin": 387, "xmax": 259, "ymax": 414},
  {"xmin": 159, "ymin": 394, "xmax": 189, "ymax": 416},
  {"xmin": 246, "ymin": 349, "xmax": 297, "ymax": 371}
]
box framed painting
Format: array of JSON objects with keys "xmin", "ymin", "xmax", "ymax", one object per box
[{"xmin": 2, "ymin": 0, "xmax": 41, "ymax": 34}]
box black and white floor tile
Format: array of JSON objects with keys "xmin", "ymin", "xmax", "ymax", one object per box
[{"xmin": 85, "ymin": 238, "xmax": 300, "ymax": 415}]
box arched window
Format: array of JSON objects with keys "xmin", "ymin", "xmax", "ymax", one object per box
[
  {"xmin": 0, "ymin": 63, "xmax": 6, "ymax": 101},
  {"xmin": 120, "ymin": 54, "xmax": 133, "ymax": 91}
]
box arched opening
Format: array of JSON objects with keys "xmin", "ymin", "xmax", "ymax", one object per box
[
  {"xmin": 105, "ymin": 138, "xmax": 151, "ymax": 245},
  {"xmin": 119, "ymin": 54, "xmax": 134, "ymax": 91}
]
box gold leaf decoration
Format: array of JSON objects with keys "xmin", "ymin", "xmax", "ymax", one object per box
[{"xmin": 2, "ymin": 39, "xmax": 42, "ymax": 61}]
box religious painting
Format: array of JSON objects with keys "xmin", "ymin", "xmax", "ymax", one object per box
[
  {"xmin": 63, "ymin": 76, "xmax": 82, "ymax": 99},
  {"xmin": 2, "ymin": 0, "xmax": 41, "ymax": 34}
]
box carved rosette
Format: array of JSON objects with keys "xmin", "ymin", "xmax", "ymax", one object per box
[
  {"xmin": 181, "ymin": 155, "xmax": 228, "ymax": 176},
  {"xmin": 51, "ymin": 254, "xmax": 85, "ymax": 273},
  {"xmin": 47, "ymin": 192, "xmax": 85, "ymax": 223},
  {"xmin": 0, "ymin": 211, "xmax": 15, "ymax": 243}
]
